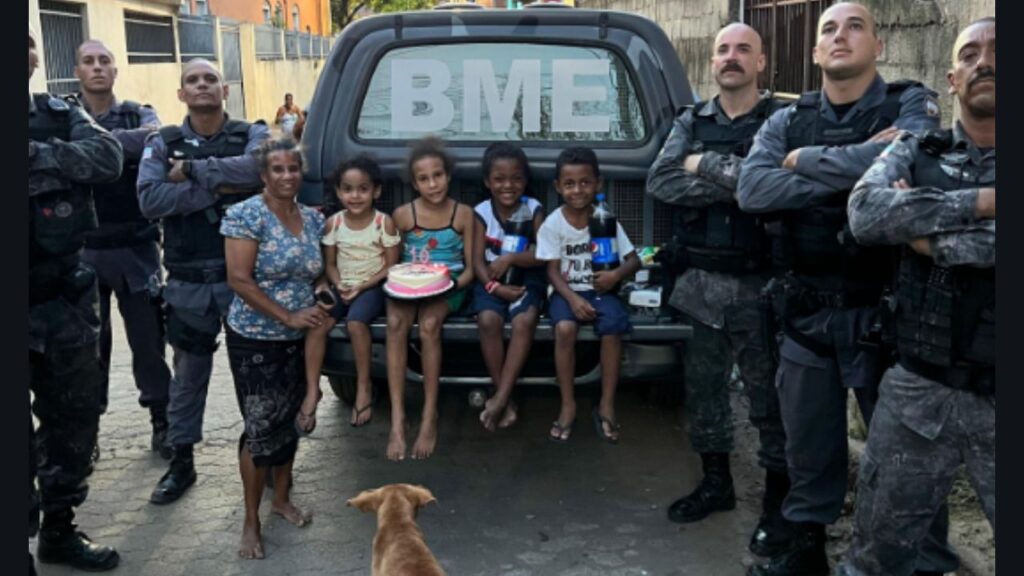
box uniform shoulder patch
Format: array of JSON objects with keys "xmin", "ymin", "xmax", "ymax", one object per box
[
  {"xmin": 48, "ymin": 96, "xmax": 70, "ymax": 112},
  {"xmin": 925, "ymin": 96, "xmax": 941, "ymax": 118}
]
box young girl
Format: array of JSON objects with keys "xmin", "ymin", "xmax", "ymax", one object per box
[
  {"xmin": 386, "ymin": 136, "xmax": 475, "ymax": 461},
  {"xmin": 470, "ymin": 142, "xmax": 546, "ymax": 431},
  {"xmin": 305, "ymin": 154, "xmax": 400, "ymax": 428}
]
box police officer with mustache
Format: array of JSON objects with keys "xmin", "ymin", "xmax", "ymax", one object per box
[
  {"xmin": 839, "ymin": 17, "xmax": 996, "ymax": 576},
  {"xmin": 647, "ymin": 22, "xmax": 792, "ymax": 559}
]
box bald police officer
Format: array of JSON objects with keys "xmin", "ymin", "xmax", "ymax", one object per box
[
  {"xmin": 838, "ymin": 17, "xmax": 996, "ymax": 576},
  {"xmin": 737, "ymin": 3, "xmax": 955, "ymax": 575},
  {"xmin": 74, "ymin": 39, "xmax": 173, "ymax": 460},
  {"xmin": 646, "ymin": 23, "xmax": 792, "ymax": 557},
  {"xmin": 139, "ymin": 59, "xmax": 269, "ymax": 505},
  {"xmin": 29, "ymin": 28, "xmax": 122, "ymax": 572}
]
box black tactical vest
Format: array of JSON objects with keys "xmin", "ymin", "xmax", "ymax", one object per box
[
  {"xmin": 29, "ymin": 94, "xmax": 99, "ymax": 264},
  {"xmin": 160, "ymin": 120, "xmax": 256, "ymax": 275},
  {"xmin": 674, "ymin": 97, "xmax": 786, "ymax": 274},
  {"xmin": 895, "ymin": 130, "xmax": 994, "ymax": 378},
  {"xmin": 772, "ymin": 81, "xmax": 919, "ymax": 292},
  {"xmin": 85, "ymin": 100, "xmax": 159, "ymax": 248}
]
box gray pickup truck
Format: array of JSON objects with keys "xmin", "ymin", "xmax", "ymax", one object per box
[{"xmin": 298, "ymin": 4, "xmax": 695, "ymax": 404}]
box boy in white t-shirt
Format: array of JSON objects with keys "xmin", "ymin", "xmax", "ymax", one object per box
[{"xmin": 535, "ymin": 146, "xmax": 641, "ymax": 444}]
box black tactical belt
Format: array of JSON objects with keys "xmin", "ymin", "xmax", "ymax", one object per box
[
  {"xmin": 899, "ymin": 356, "xmax": 995, "ymax": 396},
  {"xmin": 167, "ymin": 267, "xmax": 227, "ymax": 284}
]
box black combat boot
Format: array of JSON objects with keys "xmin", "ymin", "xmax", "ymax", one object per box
[
  {"xmin": 667, "ymin": 452, "xmax": 736, "ymax": 523},
  {"xmin": 749, "ymin": 468, "xmax": 796, "ymax": 557},
  {"xmin": 149, "ymin": 403, "xmax": 172, "ymax": 460},
  {"xmin": 748, "ymin": 522, "xmax": 829, "ymax": 576},
  {"xmin": 36, "ymin": 509, "xmax": 120, "ymax": 571},
  {"xmin": 149, "ymin": 444, "xmax": 197, "ymax": 505}
]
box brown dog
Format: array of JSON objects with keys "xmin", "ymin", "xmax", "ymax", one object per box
[{"xmin": 347, "ymin": 484, "xmax": 445, "ymax": 576}]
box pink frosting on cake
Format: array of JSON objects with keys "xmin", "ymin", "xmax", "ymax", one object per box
[{"xmin": 385, "ymin": 263, "xmax": 451, "ymax": 297}]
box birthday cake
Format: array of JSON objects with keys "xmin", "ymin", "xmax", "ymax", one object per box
[{"xmin": 384, "ymin": 263, "xmax": 452, "ymax": 298}]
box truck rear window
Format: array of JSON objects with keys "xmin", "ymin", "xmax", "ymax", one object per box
[{"xmin": 357, "ymin": 42, "xmax": 647, "ymax": 143}]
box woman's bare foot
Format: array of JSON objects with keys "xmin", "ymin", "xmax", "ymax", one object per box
[
  {"xmin": 497, "ymin": 400, "xmax": 518, "ymax": 429},
  {"xmin": 238, "ymin": 519, "xmax": 264, "ymax": 560},
  {"xmin": 479, "ymin": 397, "xmax": 505, "ymax": 432},
  {"xmin": 387, "ymin": 426, "xmax": 406, "ymax": 461},
  {"xmin": 271, "ymin": 501, "xmax": 312, "ymax": 527},
  {"xmin": 411, "ymin": 414, "xmax": 438, "ymax": 460}
]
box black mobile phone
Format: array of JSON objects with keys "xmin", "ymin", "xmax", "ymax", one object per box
[{"xmin": 315, "ymin": 288, "xmax": 337, "ymax": 307}]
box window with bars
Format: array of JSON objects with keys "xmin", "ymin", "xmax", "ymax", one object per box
[
  {"xmin": 125, "ymin": 11, "xmax": 177, "ymax": 64},
  {"xmin": 39, "ymin": 0, "xmax": 85, "ymax": 95},
  {"xmin": 745, "ymin": 0, "xmax": 835, "ymax": 96}
]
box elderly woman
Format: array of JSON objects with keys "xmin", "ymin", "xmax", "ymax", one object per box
[{"xmin": 221, "ymin": 138, "xmax": 328, "ymax": 560}]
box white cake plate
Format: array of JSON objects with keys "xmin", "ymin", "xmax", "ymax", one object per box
[{"xmin": 383, "ymin": 279, "xmax": 455, "ymax": 300}]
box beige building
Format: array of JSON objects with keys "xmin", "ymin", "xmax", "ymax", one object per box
[{"xmin": 29, "ymin": 0, "xmax": 333, "ymax": 126}]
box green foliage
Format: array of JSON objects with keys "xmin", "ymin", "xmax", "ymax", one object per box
[{"xmin": 332, "ymin": 0, "xmax": 436, "ymax": 32}]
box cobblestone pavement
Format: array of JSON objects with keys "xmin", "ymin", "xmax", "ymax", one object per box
[{"xmin": 29, "ymin": 320, "xmax": 820, "ymax": 575}]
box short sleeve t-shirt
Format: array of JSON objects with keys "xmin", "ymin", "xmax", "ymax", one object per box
[
  {"xmin": 474, "ymin": 197, "xmax": 544, "ymax": 263},
  {"xmin": 535, "ymin": 206, "xmax": 635, "ymax": 292},
  {"xmin": 220, "ymin": 195, "xmax": 325, "ymax": 340},
  {"xmin": 321, "ymin": 209, "xmax": 400, "ymax": 289}
]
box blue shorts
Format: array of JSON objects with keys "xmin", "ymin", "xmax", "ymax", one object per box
[
  {"xmin": 470, "ymin": 281, "xmax": 546, "ymax": 321},
  {"xmin": 548, "ymin": 290, "xmax": 632, "ymax": 336},
  {"xmin": 328, "ymin": 285, "xmax": 385, "ymax": 325}
]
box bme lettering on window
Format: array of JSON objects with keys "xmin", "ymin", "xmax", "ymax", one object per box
[{"xmin": 391, "ymin": 58, "xmax": 612, "ymax": 134}]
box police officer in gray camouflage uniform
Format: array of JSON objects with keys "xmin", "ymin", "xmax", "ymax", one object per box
[
  {"xmin": 646, "ymin": 23, "xmax": 792, "ymax": 558},
  {"xmin": 73, "ymin": 39, "xmax": 173, "ymax": 460},
  {"xmin": 838, "ymin": 17, "xmax": 996, "ymax": 576},
  {"xmin": 737, "ymin": 3, "xmax": 956, "ymax": 575},
  {"xmin": 29, "ymin": 27, "xmax": 123, "ymax": 573},
  {"xmin": 139, "ymin": 58, "xmax": 269, "ymax": 505}
]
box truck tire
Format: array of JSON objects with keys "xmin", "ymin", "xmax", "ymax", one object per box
[{"xmin": 328, "ymin": 375, "xmax": 358, "ymax": 406}]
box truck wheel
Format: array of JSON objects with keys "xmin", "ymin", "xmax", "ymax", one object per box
[{"xmin": 328, "ymin": 375, "xmax": 358, "ymax": 406}]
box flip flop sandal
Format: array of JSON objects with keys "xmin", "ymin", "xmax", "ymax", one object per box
[
  {"xmin": 549, "ymin": 420, "xmax": 573, "ymax": 443},
  {"xmin": 592, "ymin": 408, "xmax": 621, "ymax": 444},
  {"xmin": 350, "ymin": 403, "xmax": 373, "ymax": 428}
]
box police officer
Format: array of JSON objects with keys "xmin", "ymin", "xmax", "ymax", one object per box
[
  {"xmin": 736, "ymin": 3, "xmax": 954, "ymax": 575},
  {"xmin": 838, "ymin": 17, "xmax": 995, "ymax": 576},
  {"xmin": 73, "ymin": 39, "xmax": 173, "ymax": 460},
  {"xmin": 29, "ymin": 28, "xmax": 123, "ymax": 572},
  {"xmin": 139, "ymin": 58, "xmax": 269, "ymax": 505},
  {"xmin": 646, "ymin": 23, "xmax": 792, "ymax": 558}
]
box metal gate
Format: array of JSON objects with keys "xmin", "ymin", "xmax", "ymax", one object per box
[
  {"xmin": 39, "ymin": 0, "xmax": 85, "ymax": 95},
  {"xmin": 220, "ymin": 23, "xmax": 246, "ymax": 120},
  {"xmin": 745, "ymin": 0, "xmax": 835, "ymax": 97}
]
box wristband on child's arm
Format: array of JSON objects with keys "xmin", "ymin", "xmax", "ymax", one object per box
[{"xmin": 485, "ymin": 280, "xmax": 500, "ymax": 294}]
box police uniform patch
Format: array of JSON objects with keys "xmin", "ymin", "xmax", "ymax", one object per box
[
  {"xmin": 54, "ymin": 202, "xmax": 73, "ymax": 218},
  {"xmin": 142, "ymin": 147, "xmax": 153, "ymax": 160},
  {"xmin": 925, "ymin": 96, "xmax": 940, "ymax": 118},
  {"xmin": 47, "ymin": 97, "xmax": 69, "ymax": 112}
]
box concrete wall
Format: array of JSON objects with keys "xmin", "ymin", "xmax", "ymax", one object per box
[
  {"xmin": 577, "ymin": 0, "xmax": 994, "ymax": 124},
  {"xmin": 29, "ymin": 0, "xmax": 330, "ymax": 127},
  {"xmin": 576, "ymin": 0, "xmax": 734, "ymax": 103}
]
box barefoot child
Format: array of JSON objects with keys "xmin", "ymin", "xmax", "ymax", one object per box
[
  {"xmin": 305, "ymin": 154, "xmax": 400, "ymax": 427},
  {"xmin": 471, "ymin": 143, "xmax": 546, "ymax": 431},
  {"xmin": 535, "ymin": 146, "xmax": 641, "ymax": 443},
  {"xmin": 386, "ymin": 136, "xmax": 475, "ymax": 460}
]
